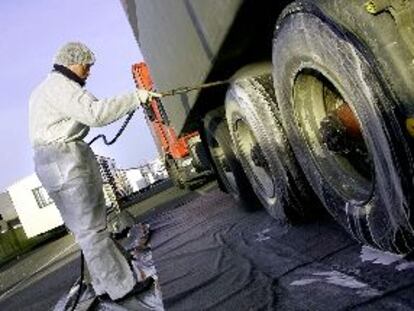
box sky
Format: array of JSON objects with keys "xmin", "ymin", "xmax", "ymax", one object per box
[{"xmin": 0, "ymin": 0, "xmax": 158, "ymax": 192}]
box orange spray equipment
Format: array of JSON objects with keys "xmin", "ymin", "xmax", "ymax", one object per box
[{"xmin": 132, "ymin": 62, "xmax": 198, "ymax": 160}]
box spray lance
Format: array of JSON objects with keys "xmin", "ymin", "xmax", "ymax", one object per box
[{"xmin": 156, "ymin": 79, "xmax": 232, "ymax": 98}]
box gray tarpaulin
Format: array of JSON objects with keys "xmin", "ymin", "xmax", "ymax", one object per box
[{"xmin": 146, "ymin": 189, "xmax": 414, "ymax": 310}]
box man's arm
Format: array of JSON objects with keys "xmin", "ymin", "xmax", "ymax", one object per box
[
  {"xmin": 57, "ymin": 87, "xmax": 141, "ymax": 127},
  {"xmin": 73, "ymin": 90, "xmax": 139, "ymax": 127}
]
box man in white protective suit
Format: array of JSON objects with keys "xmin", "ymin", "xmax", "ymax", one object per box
[{"xmin": 29, "ymin": 42, "xmax": 159, "ymax": 302}]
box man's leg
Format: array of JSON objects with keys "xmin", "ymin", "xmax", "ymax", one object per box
[
  {"xmin": 35, "ymin": 144, "xmax": 138, "ymax": 300},
  {"xmin": 51, "ymin": 176, "xmax": 136, "ymax": 300}
]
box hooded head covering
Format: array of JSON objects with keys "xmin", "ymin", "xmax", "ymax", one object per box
[{"xmin": 54, "ymin": 42, "xmax": 96, "ymax": 67}]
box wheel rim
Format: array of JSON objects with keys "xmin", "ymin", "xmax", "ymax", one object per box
[
  {"xmin": 293, "ymin": 70, "xmax": 374, "ymax": 202},
  {"xmin": 211, "ymin": 138, "xmax": 239, "ymax": 194},
  {"xmin": 233, "ymin": 117, "xmax": 276, "ymax": 201}
]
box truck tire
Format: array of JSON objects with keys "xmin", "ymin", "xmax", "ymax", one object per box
[
  {"xmin": 225, "ymin": 74, "xmax": 318, "ymax": 222},
  {"xmin": 204, "ymin": 112, "xmax": 259, "ymax": 210},
  {"xmin": 188, "ymin": 136, "xmax": 211, "ymax": 172},
  {"xmin": 272, "ymin": 5, "xmax": 414, "ymax": 253}
]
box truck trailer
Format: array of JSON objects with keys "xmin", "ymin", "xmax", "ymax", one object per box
[{"xmin": 121, "ymin": 0, "xmax": 414, "ymax": 254}]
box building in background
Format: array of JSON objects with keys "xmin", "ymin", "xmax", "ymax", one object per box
[
  {"xmin": 97, "ymin": 155, "xmax": 168, "ymax": 207},
  {"xmin": 7, "ymin": 174, "xmax": 63, "ymax": 238},
  {"xmin": 122, "ymin": 168, "xmax": 147, "ymax": 192},
  {"xmin": 125, "ymin": 157, "xmax": 169, "ymax": 192},
  {"xmin": 141, "ymin": 157, "xmax": 169, "ymax": 184},
  {"xmin": 96, "ymin": 155, "xmax": 134, "ymax": 209},
  {"xmin": 0, "ymin": 181, "xmax": 68, "ymax": 266}
]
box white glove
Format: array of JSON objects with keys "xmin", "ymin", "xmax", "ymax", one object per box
[{"xmin": 136, "ymin": 89, "xmax": 163, "ymax": 104}]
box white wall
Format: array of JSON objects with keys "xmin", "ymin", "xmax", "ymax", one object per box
[
  {"xmin": 7, "ymin": 174, "xmax": 63, "ymax": 238},
  {"xmin": 125, "ymin": 169, "xmax": 148, "ymax": 192}
]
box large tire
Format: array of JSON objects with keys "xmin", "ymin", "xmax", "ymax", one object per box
[
  {"xmin": 188, "ymin": 136, "xmax": 211, "ymax": 172},
  {"xmin": 225, "ymin": 73, "xmax": 318, "ymax": 222},
  {"xmin": 272, "ymin": 3, "xmax": 414, "ymax": 253},
  {"xmin": 204, "ymin": 110, "xmax": 259, "ymax": 210}
]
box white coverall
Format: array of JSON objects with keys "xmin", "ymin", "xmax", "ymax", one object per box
[{"xmin": 29, "ymin": 70, "xmax": 140, "ymax": 300}]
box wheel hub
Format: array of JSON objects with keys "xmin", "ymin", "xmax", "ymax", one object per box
[
  {"xmin": 293, "ymin": 71, "xmax": 374, "ymax": 201},
  {"xmin": 234, "ymin": 118, "xmax": 275, "ymax": 200}
]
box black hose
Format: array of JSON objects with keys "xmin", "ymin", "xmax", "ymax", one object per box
[{"xmin": 88, "ymin": 111, "xmax": 136, "ymax": 146}]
